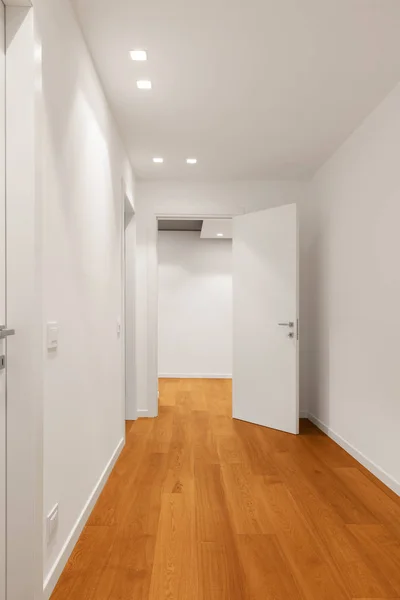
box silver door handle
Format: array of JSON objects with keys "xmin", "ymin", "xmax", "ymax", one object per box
[
  {"xmin": 0, "ymin": 325, "xmax": 15, "ymax": 339},
  {"xmin": 278, "ymin": 322, "xmax": 294, "ymax": 328}
]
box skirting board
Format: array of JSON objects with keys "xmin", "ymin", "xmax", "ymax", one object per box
[
  {"xmin": 137, "ymin": 408, "xmax": 149, "ymax": 417},
  {"xmin": 43, "ymin": 437, "xmax": 125, "ymax": 599},
  {"xmin": 308, "ymin": 413, "xmax": 400, "ymax": 497},
  {"xmin": 159, "ymin": 373, "xmax": 232, "ymax": 379}
]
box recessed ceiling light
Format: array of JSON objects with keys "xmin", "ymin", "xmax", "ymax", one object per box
[
  {"xmin": 137, "ymin": 80, "xmax": 152, "ymax": 90},
  {"xmin": 130, "ymin": 49, "xmax": 147, "ymax": 61},
  {"xmin": 153, "ymin": 157, "xmax": 164, "ymax": 163},
  {"xmin": 217, "ymin": 233, "xmax": 224, "ymax": 237},
  {"xmin": 186, "ymin": 158, "xmax": 197, "ymax": 164}
]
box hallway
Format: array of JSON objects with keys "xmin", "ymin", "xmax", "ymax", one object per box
[{"xmin": 51, "ymin": 379, "xmax": 400, "ymax": 599}]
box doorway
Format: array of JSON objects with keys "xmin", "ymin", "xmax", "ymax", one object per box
[
  {"xmin": 157, "ymin": 218, "xmax": 233, "ymax": 414},
  {"xmin": 154, "ymin": 205, "xmax": 299, "ymax": 435}
]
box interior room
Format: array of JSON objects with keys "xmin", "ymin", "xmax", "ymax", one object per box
[
  {"xmin": 1, "ymin": 2, "xmax": 400, "ymax": 600},
  {"xmin": 157, "ymin": 219, "xmax": 233, "ymax": 415},
  {"xmin": 157, "ymin": 218, "xmax": 233, "ymax": 408}
]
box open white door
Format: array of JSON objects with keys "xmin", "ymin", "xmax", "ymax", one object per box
[{"xmin": 232, "ymin": 203, "xmax": 298, "ymax": 434}]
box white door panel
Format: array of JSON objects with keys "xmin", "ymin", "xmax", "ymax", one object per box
[
  {"xmin": 232, "ymin": 203, "xmax": 298, "ymax": 434},
  {"xmin": 0, "ymin": 1, "xmax": 6, "ymax": 597}
]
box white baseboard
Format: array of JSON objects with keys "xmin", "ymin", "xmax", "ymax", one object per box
[
  {"xmin": 158, "ymin": 373, "xmax": 232, "ymax": 379},
  {"xmin": 137, "ymin": 408, "xmax": 149, "ymax": 417},
  {"xmin": 43, "ymin": 438, "xmax": 125, "ymax": 599},
  {"xmin": 307, "ymin": 413, "xmax": 400, "ymax": 497},
  {"xmin": 125, "ymin": 409, "xmax": 137, "ymax": 421}
]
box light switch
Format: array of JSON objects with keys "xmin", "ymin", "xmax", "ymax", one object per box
[{"xmin": 47, "ymin": 322, "xmax": 59, "ymax": 350}]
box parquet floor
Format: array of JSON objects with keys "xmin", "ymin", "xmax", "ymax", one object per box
[{"xmin": 51, "ymin": 378, "xmax": 400, "ymax": 599}]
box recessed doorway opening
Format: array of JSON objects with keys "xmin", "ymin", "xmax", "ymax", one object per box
[
  {"xmin": 154, "ymin": 205, "xmax": 299, "ymax": 435},
  {"xmin": 157, "ymin": 217, "xmax": 233, "ymax": 415}
]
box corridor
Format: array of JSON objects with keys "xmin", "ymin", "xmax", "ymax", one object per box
[{"xmin": 51, "ymin": 379, "xmax": 400, "ymax": 600}]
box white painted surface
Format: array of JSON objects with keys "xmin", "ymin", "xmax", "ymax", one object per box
[
  {"xmin": 305, "ymin": 81, "xmax": 400, "ymax": 493},
  {"xmin": 307, "ymin": 413, "xmax": 400, "ymax": 496},
  {"xmin": 71, "ymin": 0, "xmax": 400, "ymax": 181},
  {"xmin": 0, "ymin": 4, "xmax": 5, "ymax": 597},
  {"xmin": 43, "ymin": 438, "xmax": 124, "ymax": 600},
  {"xmin": 158, "ymin": 231, "xmax": 232, "ymax": 378},
  {"xmin": 200, "ymin": 219, "xmax": 232, "ymax": 239},
  {"xmin": 5, "ymin": 7, "xmax": 44, "ymax": 600},
  {"xmin": 136, "ymin": 180, "xmax": 309, "ymax": 417},
  {"xmin": 4, "ymin": 1, "xmax": 32, "ymax": 6},
  {"xmin": 32, "ymin": 0, "xmax": 133, "ymax": 594},
  {"xmin": 160, "ymin": 374, "xmax": 232, "ymax": 380},
  {"xmin": 233, "ymin": 205, "xmax": 298, "ymax": 434},
  {"xmin": 124, "ymin": 198, "xmax": 137, "ymax": 420}
]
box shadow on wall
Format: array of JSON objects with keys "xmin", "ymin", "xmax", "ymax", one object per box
[
  {"xmin": 158, "ymin": 233, "xmax": 232, "ymax": 277},
  {"xmin": 36, "ymin": 0, "xmax": 133, "ymax": 591},
  {"xmin": 6, "ymin": 5, "xmax": 30, "ymax": 50},
  {"xmin": 304, "ymin": 224, "xmax": 330, "ymax": 421},
  {"xmin": 40, "ymin": 5, "xmax": 124, "ymax": 225}
]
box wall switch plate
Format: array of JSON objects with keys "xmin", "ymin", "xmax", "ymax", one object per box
[
  {"xmin": 46, "ymin": 503, "xmax": 59, "ymax": 544},
  {"xmin": 47, "ymin": 322, "xmax": 59, "ymax": 350}
]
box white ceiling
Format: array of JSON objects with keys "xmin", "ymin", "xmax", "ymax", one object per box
[
  {"xmin": 72, "ymin": 0, "xmax": 400, "ymax": 181},
  {"xmin": 201, "ymin": 219, "xmax": 232, "ymax": 239}
]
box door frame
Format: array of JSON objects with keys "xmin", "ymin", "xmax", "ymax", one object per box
[
  {"xmin": 122, "ymin": 183, "xmax": 136, "ymax": 421},
  {"xmin": 150, "ymin": 211, "xmax": 240, "ymax": 418}
]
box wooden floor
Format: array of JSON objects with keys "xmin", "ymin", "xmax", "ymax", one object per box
[{"xmin": 51, "ymin": 378, "xmax": 400, "ymax": 600}]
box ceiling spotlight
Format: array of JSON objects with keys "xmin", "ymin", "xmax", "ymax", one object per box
[
  {"xmin": 137, "ymin": 80, "xmax": 152, "ymax": 90},
  {"xmin": 130, "ymin": 49, "xmax": 147, "ymax": 61},
  {"xmin": 153, "ymin": 157, "xmax": 164, "ymax": 163},
  {"xmin": 217, "ymin": 233, "xmax": 224, "ymax": 237},
  {"xmin": 186, "ymin": 158, "xmax": 197, "ymax": 164}
]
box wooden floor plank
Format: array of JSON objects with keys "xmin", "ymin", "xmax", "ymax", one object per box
[
  {"xmin": 237, "ymin": 534, "xmax": 305, "ymax": 600},
  {"xmin": 259, "ymin": 481, "xmax": 350, "ymax": 599},
  {"xmin": 94, "ymin": 530, "xmax": 155, "ymax": 600},
  {"xmin": 274, "ymin": 450, "xmax": 394, "ymax": 598},
  {"xmin": 51, "ymin": 378, "xmax": 400, "ymax": 600},
  {"xmin": 335, "ymin": 467, "xmax": 400, "ymax": 539},
  {"xmin": 50, "ymin": 526, "xmax": 116, "ymax": 600},
  {"xmin": 346, "ymin": 524, "xmax": 400, "ymax": 595},
  {"xmin": 148, "ymin": 492, "xmax": 198, "ymax": 600},
  {"xmin": 220, "ymin": 463, "xmax": 274, "ymax": 534},
  {"xmin": 197, "ymin": 542, "xmax": 243, "ymax": 600}
]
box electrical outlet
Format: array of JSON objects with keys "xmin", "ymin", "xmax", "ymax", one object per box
[{"xmin": 47, "ymin": 504, "xmax": 59, "ymax": 544}]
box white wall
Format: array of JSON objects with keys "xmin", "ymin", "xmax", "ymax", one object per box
[
  {"xmin": 34, "ymin": 0, "xmax": 134, "ymax": 595},
  {"xmin": 136, "ymin": 181, "xmax": 310, "ymax": 417},
  {"xmin": 5, "ymin": 8, "xmax": 43, "ymax": 600},
  {"xmin": 306, "ymin": 81, "xmax": 400, "ymax": 494},
  {"xmin": 124, "ymin": 205, "xmax": 137, "ymax": 420},
  {"xmin": 158, "ymin": 231, "xmax": 232, "ymax": 378}
]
